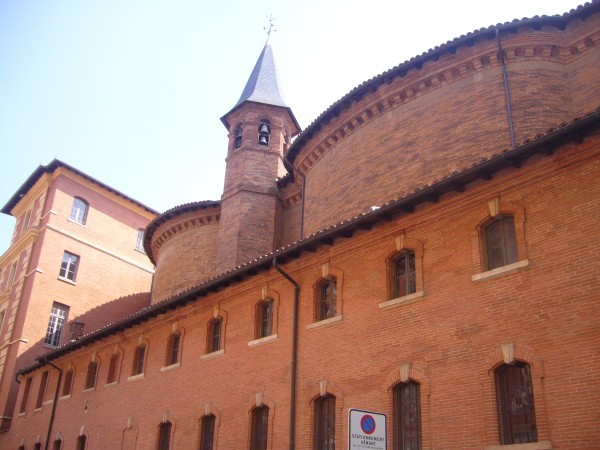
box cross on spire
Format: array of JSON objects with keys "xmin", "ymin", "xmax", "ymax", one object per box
[{"xmin": 264, "ymin": 14, "xmax": 276, "ymax": 40}]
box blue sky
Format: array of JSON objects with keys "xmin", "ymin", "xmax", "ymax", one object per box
[{"xmin": 0, "ymin": 0, "xmax": 584, "ymax": 254}]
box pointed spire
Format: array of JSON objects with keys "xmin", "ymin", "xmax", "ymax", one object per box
[
  {"xmin": 221, "ymin": 42, "xmax": 299, "ymax": 131},
  {"xmin": 233, "ymin": 42, "xmax": 288, "ymax": 110}
]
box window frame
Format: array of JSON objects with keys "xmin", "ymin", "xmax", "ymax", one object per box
[
  {"xmin": 165, "ymin": 332, "xmax": 182, "ymax": 367},
  {"xmin": 157, "ymin": 421, "xmax": 172, "ymax": 450},
  {"xmin": 393, "ymin": 380, "xmax": 422, "ymax": 450},
  {"xmin": 44, "ymin": 302, "xmax": 69, "ymax": 348},
  {"xmin": 62, "ymin": 368, "xmax": 74, "ymax": 397},
  {"xmin": 250, "ymin": 405, "xmax": 269, "ymax": 450},
  {"xmin": 84, "ymin": 361, "xmax": 99, "ymax": 390},
  {"xmin": 59, "ymin": 251, "xmax": 79, "ymax": 282},
  {"xmin": 107, "ymin": 353, "xmax": 121, "ymax": 384},
  {"xmin": 69, "ymin": 197, "xmax": 89, "ymax": 225},
  {"xmin": 495, "ymin": 361, "xmax": 538, "ymax": 444},
  {"xmin": 483, "ymin": 215, "xmax": 518, "ymax": 271},
  {"xmin": 131, "ymin": 344, "xmax": 147, "ymax": 377},
  {"xmin": 391, "ymin": 250, "xmax": 417, "ymax": 299},
  {"xmin": 199, "ymin": 414, "xmax": 216, "ymax": 450},
  {"xmin": 135, "ymin": 228, "xmax": 145, "ymax": 252},
  {"xmin": 207, "ymin": 317, "xmax": 223, "ymax": 354},
  {"xmin": 316, "ymin": 278, "xmax": 337, "ymax": 321},
  {"xmin": 19, "ymin": 377, "xmax": 32, "ymax": 414},
  {"xmin": 35, "ymin": 370, "xmax": 50, "ymax": 409},
  {"xmin": 255, "ymin": 299, "xmax": 274, "ymax": 339},
  {"xmin": 314, "ymin": 394, "xmax": 336, "ymax": 450},
  {"xmin": 234, "ymin": 123, "xmax": 243, "ymax": 149}
]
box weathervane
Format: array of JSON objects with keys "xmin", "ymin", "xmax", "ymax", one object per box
[{"xmin": 264, "ymin": 14, "xmax": 276, "ymax": 40}]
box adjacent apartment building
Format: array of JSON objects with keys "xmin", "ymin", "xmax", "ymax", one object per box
[
  {"xmin": 1, "ymin": 1, "xmax": 599, "ymax": 449},
  {"xmin": 0, "ymin": 161, "xmax": 157, "ymax": 432}
]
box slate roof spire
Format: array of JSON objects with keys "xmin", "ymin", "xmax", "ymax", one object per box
[{"xmin": 221, "ymin": 41, "xmax": 299, "ymax": 131}]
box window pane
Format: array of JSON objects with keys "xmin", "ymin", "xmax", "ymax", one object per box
[
  {"xmin": 59, "ymin": 252, "xmax": 79, "ymax": 281},
  {"xmin": 394, "ymin": 251, "xmax": 416, "ymax": 298},
  {"xmin": 63, "ymin": 369, "xmax": 74, "ymax": 396},
  {"xmin": 250, "ymin": 406, "xmax": 269, "ymax": 450},
  {"xmin": 320, "ymin": 280, "xmax": 337, "ymax": 320},
  {"xmin": 315, "ymin": 395, "xmax": 335, "ymax": 450},
  {"xmin": 496, "ymin": 362, "xmax": 537, "ymax": 444},
  {"xmin": 394, "ymin": 381, "xmax": 422, "ymax": 450},
  {"xmin": 167, "ymin": 333, "xmax": 181, "ymax": 365},
  {"xmin": 85, "ymin": 362, "xmax": 98, "ymax": 389},
  {"xmin": 44, "ymin": 303, "xmax": 69, "ymax": 347},
  {"xmin": 107, "ymin": 354, "xmax": 119, "ymax": 383},
  {"xmin": 19, "ymin": 378, "xmax": 32, "ymax": 413},
  {"xmin": 211, "ymin": 319, "xmax": 222, "ymax": 352},
  {"xmin": 199, "ymin": 414, "xmax": 216, "ymax": 450},
  {"xmin": 136, "ymin": 229, "xmax": 145, "ymax": 251},
  {"xmin": 158, "ymin": 422, "xmax": 172, "ymax": 450},
  {"xmin": 70, "ymin": 198, "xmax": 88, "ymax": 224},
  {"xmin": 260, "ymin": 300, "xmax": 273, "ymax": 338},
  {"xmin": 36, "ymin": 371, "xmax": 49, "ymax": 408},
  {"xmin": 485, "ymin": 216, "xmax": 517, "ymax": 270}
]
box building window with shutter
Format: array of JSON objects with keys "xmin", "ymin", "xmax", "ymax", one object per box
[
  {"xmin": 392, "ymin": 250, "xmax": 416, "ymax": 299},
  {"xmin": 483, "ymin": 215, "xmax": 518, "ymax": 270}
]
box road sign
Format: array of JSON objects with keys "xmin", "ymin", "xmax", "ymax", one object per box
[{"xmin": 348, "ymin": 408, "xmax": 386, "ymax": 450}]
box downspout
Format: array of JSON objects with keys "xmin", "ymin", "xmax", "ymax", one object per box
[
  {"xmin": 273, "ymin": 256, "xmax": 300, "ymax": 450},
  {"xmin": 43, "ymin": 360, "xmax": 62, "ymax": 450},
  {"xmin": 299, "ymin": 174, "xmax": 306, "ymax": 240},
  {"xmin": 496, "ymin": 29, "xmax": 517, "ymax": 149}
]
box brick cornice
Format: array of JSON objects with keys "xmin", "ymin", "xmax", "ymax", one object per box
[
  {"xmin": 10, "ymin": 174, "xmax": 52, "ymax": 217},
  {"xmin": 150, "ymin": 212, "xmax": 221, "ymax": 256}
]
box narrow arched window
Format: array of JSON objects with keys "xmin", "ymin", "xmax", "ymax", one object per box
[
  {"xmin": 107, "ymin": 354, "xmax": 120, "ymax": 384},
  {"xmin": 85, "ymin": 361, "xmax": 98, "ymax": 390},
  {"xmin": 484, "ymin": 215, "xmax": 517, "ymax": 270},
  {"xmin": 52, "ymin": 439, "xmax": 62, "ymax": 450},
  {"xmin": 234, "ymin": 124, "xmax": 243, "ymax": 148},
  {"xmin": 166, "ymin": 332, "xmax": 182, "ymax": 366},
  {"xmin": 495, "ymin": 362, "xmax": 537, "ymax": 444},
  {"xmin": 76, "ymin": 435, "xmax": 87, "ymax": 450},
  {"xmin": 392, "ymin": 250, "xmax": 416, "ymax": 298},
  {"xmin": 132, "ymin": 344, "xmax": 146, "ymax": 376},
  {"xmin": 70, "ymin": 197, "xmax": 89, "ymax": 225},
  {"xmin": 34, "ymin": 443, "xmax": 42, "ymax": 450},
  {"xmin": 199, "ymin": 414, "xmax": 216, "ymax": 450},
  {"xmin": 317, "ymin": 278, "xmax": 337, "ymax": 321},
  {"xmin": 258, "ymin": 121, "xmax": 270, "ymax": 146},
  {"xmin": 393, "ymin": 381, "xmax": 422, "ymax": 450},
  {"xmin": 250, "ymin": 405, "xmax": 269, "ymax": 450},
  {"xmin": 314, "ymin": 395, "xmax": 335, "ymax": 450},
  {"xmin": 207, "ymin": 318, "xmax": 223, "ymax": 353},
  {"xmin": 157, "ymin": 421, "xmax": 172, "ymax": 450},
  {"xmin": 256, "ymin": 299, "xmax": 273, "ymax": 339},
  {"xmin": 62, "ymin": 368, "xmax": 74, "ymax": 396}
]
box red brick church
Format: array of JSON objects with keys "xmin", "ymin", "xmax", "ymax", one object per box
[{"xmin": 1, "ymin": 2, "xmax": 599, "ymax": 448}]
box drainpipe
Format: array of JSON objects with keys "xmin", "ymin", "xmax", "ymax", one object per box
[
  {"xmin": 273, "ymin": 256, "xmax": 300, "ymax": 450},
  {"xmin": 43, "ymin": 360, "xmax": 62, "ymax": 450},
  {"xmin": 496, "ymin": 29, "xmax": 516, "ymax": 149},
  {"xmin": 299, "ymin": 175, "xmax": 306, "ymax": 240}
]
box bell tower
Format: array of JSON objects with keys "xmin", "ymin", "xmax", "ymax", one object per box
[{"xmin": 216, "ymin": 42, "xmax": 300, "ymax": 273}]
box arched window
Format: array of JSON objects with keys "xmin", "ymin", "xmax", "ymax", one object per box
[
  {"xmin": 34, "ymin": 443, "xmax": 42, "ymax": 450},
  {"xmin": 495, "ymin": 362, "xmax": 537, "ymax": 444},
  {"xmin": 393, "ymin": 381, "xmax": 422, "ymax": 450},
  {"xmin": 62, "ymin": 368, "xmax": 74, "ymax": 396},
  {"xmin": 132, "ymin": 344, "xmax": 146, "ymax": 376},
  {"xmin": 85, "ymin": 361, "xmax": 98, "ymax": 390},
  {"xmin": 256, "ymin": 299, "xmax": 273, "ymax": 339},
  {"xmin": 76, "ymin": 435, "xmax": 87, "ymax": 450},
  {"xmin": 52, "ymin": 439, "xmax": 62, "ymax": 450},
  {"xmin": 157, "ymin": 421, "xmax": 172, "ymax": 450},
  {"xmin": 107, "ymin": 353, "xmax": 120, "ymax": 384},
  {"xmin": 70, "ymin": 197, "xmax": 89, "ymax": 225},
  {"xmin": 316, "ymin": 278, "xmax": 337, "ymax": 321},
  {"xmin": 314, "ymin": 395, "xmax": 336, "ymax": 450},
  {"xmin": 258, "ymin": 121, "xmax": 270, "ymax": 146},
  {"xmin": 199, "ymin": 414, "xmax": 216, "ymax": 450},
  {"xmin": 166, "ymin": 332, "xmax": 182, "ymax": 366},
  {"xmin": 207, "ymin": 317, "xmax": 223, "ymax": 353},
  {"xmin": 392, "ymin": 250, "xmax": 416, "ymax": 298},
  {"xmin": 483, "ymin": 215, "xmax": 517, "ymax": 270},
  {"xmin": 250, "ymin": 405, "xmax": 269, "ymax": 450},
  {"xmin": 234, "ymin": 124, "xmax": 243, "ymax": 148}
]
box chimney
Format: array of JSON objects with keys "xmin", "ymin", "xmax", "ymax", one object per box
[{"xmin": 69, "ymin": 321, "xmax": 85, "ymax": 341}]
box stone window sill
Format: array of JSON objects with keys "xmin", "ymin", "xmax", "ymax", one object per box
[
  {"xmin": 160, "ymin": 362, "xmax": 181, "ymax": 372},
  {"xmin": 379, "ymin": 291, "xmax": 424, "ymax": 310},
  {"xmin": 248, "ymin": 334, "xmax": 278, "ymax": 348},
  {"xmin": 104, "ymin": 381, "xmax": 118, "ymax": 388},
  {"xmin": 82, "ymin": 387, "xmax": 96, "ymax": 393},
  {"xmin": 67, "ymin": 218, "xmax": 86, "ymax": 227},
  {"xmin": 484, "ymin": 441, "xmax": 552, "ymax": 450},
  {"xmin": 201, "ymin": 349, "xmax": 224, "ymax": 360},
  {"xmin": 57, "ymin": 276, "xmax": 77, "ymax": 286},
  {"xmin": 307, "ymin": 315, "xmax": 343, "ymax": 330},
  {"xmin": 59, "ymin": 394, "xmax": 71, "ymax": 400},
  {"xmin": 472, "ymin": 259, "xmax": 530, "ymax": 282},
  {"xmin": 127, "ymin": 373, "xmax": 145, "ymax": 382}
]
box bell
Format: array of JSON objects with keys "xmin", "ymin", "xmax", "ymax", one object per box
[
  {"xmin": 259, "ymin": 123, "xmax": 270, "ymax": 134},
  {"xmin": 259, "ymin": 135, "xmax": 269, "ymax": 145}
]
